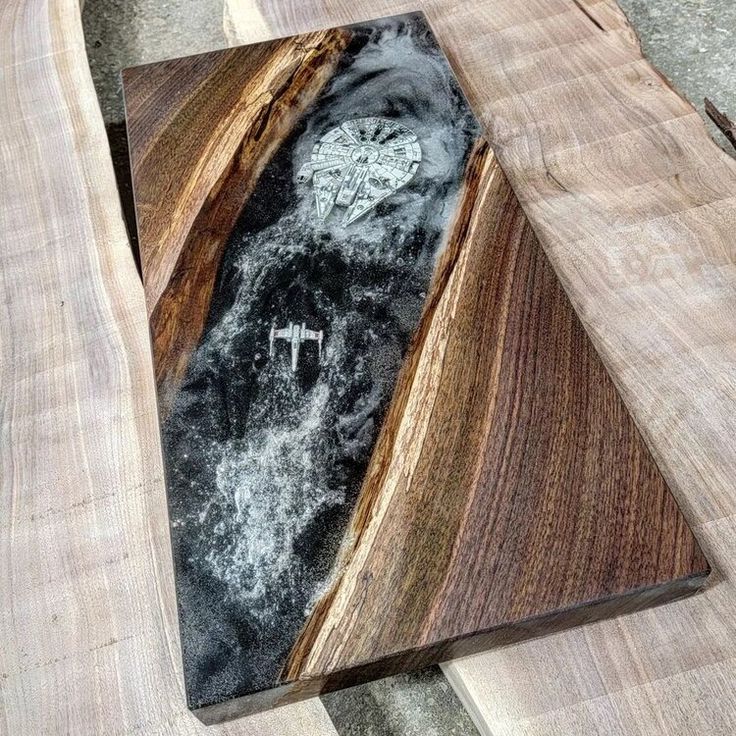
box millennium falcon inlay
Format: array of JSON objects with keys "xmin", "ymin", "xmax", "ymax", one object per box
[{"xmin": 297, "ymin": 117, "xmax": 422, "ymax": 225}]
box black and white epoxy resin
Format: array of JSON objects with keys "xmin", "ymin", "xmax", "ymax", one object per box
[
  {"xmin": 161, "ymin": 13, "xmax": 481, "ymax": 708},
  {"xmin": 298, "ymin": 117, "xmax": 422, "ymax": 224}
]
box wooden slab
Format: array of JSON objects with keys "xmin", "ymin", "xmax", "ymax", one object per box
[
  {"xmin": 219, "ymin": 0, "xmax": 736, "ymax": 733},
  {"xmin": 123, "ymin": 11, "xmax": 707, "ymax": 722},
  {"xmin": 5, "ymin": 0, "xmax": 735, "ymax": 734},
  {"xmin": 0, "ymin": 0, "xmax": 337, "ymax": 734}
]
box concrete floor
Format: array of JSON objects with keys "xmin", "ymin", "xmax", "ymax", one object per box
[
  {"xmin": 81, "ymin": 1, "xmax": 735, "ymax": 734},
  {"xmin": 84, "ymin": 0, "xmax": 226, "ymax": 123},
  {"xmin": 321, "ymin": 668, "xmax": 479, "ymax": 736},
  {"xmin": 619, "ymin": 0, "xmax": 736, "ymax": 154}
]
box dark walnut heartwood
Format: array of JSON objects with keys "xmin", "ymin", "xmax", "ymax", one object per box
[{"xmin": 123, "ymin": 12, "xmax": 709, "ymax": 724}]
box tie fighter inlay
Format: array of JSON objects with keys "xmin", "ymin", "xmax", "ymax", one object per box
[{"xmin": 297, "ymin": 117, "xmax": 421, "ymax": 225}]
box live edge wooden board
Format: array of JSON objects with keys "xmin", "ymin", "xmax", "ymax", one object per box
[{"xmin": 122, "ymin": 11, "xmax": 708, "ymax": 723}]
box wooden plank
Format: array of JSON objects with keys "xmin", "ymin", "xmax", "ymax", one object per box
[
  {"xmin": 221, "ymin": 0, "xmax": 736, "ymax": 733},
  {"xmin": 125, "ymin": 10, "xmax": 706, "ymax": 722},
  {"xmin": 0, "ymin": 0, "xmax": 337, "ymax": 734}
]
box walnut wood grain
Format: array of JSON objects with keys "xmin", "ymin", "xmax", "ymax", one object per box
[
  {"xmin": 190, "ymin": 138, "xmax": 707, "ymax": 724},
  {"xmin": 281, "ymin": 139, "xmax": 707, "ymax": 683}
]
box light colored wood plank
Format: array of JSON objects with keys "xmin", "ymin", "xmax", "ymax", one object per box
[
  {"xmin": 0, "ymin": 0, "xmax": 337, "ymax": 733},
  {"xmin": 223, "ymin": 0, "xmax": 736, "ymax": 733},
  {"xmin": 224, "ymin": 0, "xmax": 271, "ymax": 44}
]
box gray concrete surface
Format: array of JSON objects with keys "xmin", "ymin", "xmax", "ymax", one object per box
[
  {"xmin": 322, "ymin": 668, "xmax": 479, "ymax": 736},
  {"xmin": 619, "ymin": 0, "xmax": 736, "ymax": 154},
  {"xmin": 84, "ymin": 0, "xmax": 226, "ymax": 123}
]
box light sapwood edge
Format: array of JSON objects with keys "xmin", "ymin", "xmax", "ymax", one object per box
[
  {"xmin": 223, "ymin": 0, "xmax": 272, "ymax": 45},
  {"xmin": 440, "ymin": 663, "xmax": 496, "ymax": 736},
  {"xmin": 132, "ymin": 29, "xmax": 349, "ymax": 416}
]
